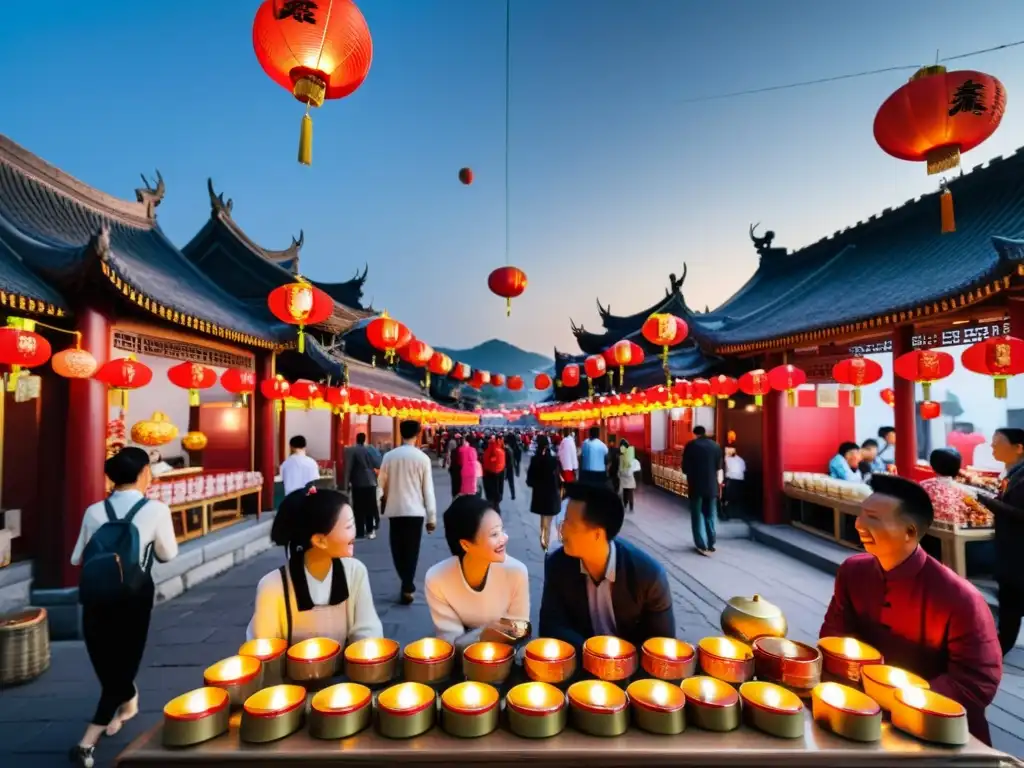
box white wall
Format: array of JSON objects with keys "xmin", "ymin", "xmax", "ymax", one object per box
[
  {"xmin": 650, "ymin": 410, "xmax": 668, "ymax": 452},
  {"xmin": 285, "ymin": 408, "xmax": 332, "ymax": 461}
]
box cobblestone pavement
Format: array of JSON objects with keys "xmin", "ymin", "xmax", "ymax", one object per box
[{"xmin": 2, "ymin": 468, "xmax": 1022, "ymax": 765}]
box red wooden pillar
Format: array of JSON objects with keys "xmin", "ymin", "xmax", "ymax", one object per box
[
  {"xmin": 253, "ymin": 352, "xmax": 276, "ymax": 511},
  {"xmin": 761, "ymin": 388, "xmax": 785, "ymax": 525},
  {"xmin": 277, "ymin": 403, "xmax": 287, "ymax": 468},
  {"xmin": 892, "ymin": 325, "xmax": 917, "ymax": 478},
  {"xmin": 333, "ymin": 411, "xmax": 349, "ymax": 489}
]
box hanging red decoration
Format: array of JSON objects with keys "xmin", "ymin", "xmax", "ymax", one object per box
[
  {"xmin": 487, "ymin": 266, "xmax": 528, "ymax": 317},
  {"xmin": 874, "ymin": 65, "xmax": 1006, "ymax": 233},
  {"xmin": 291, "ymin": 379, "xmax": 321, "ymax": 403},
  {"xmin": 458, "ymin": 167, "xmax": 474, "ymax": 185},
  {"xmin": 167, "ymin": 361, "xmax": 217, "ymax": 406},
  {"xmin": 324, "ymin": 386, "xmax": 349, "ymax": 409},
  {"xmin": 671, "ymin": 379, "xmax": 692, "ymax": 405},
  {"xmin": 398, "ymin": 338, "xmax": 434, "ymax": 367},
  {"xmin": 51, "ymin": 347, "xmax": 97, "ymax": 379},
  {"xmin": 0, "ymin": 325, "xmax": 51, "ymax": 369},
  {"xmin": 708, "ymin": 374, "xmax": 739, "ymax": 405},
  {"xmin": 609, "ymin": 340, "xmax": 644, "ymax": 387},
  {"xmin": 267, "ymin": 280, "xmax": 334, "ymax": 352},
  {"xmin": 560, "ymin": 364, "xmax": 580, "ymax": 389},
  {"xmin": 690, "ymin": 378, "xmax": 712, "ymax": 405},
  {"xmin": 534, "ymin": 372, "xmax": 552, "ymax": 390},
  {"xmin": 507, "ymin": 375, "xmax": 524, "ymax": 391},
  {"xmin": 94, "ymin": 356, "xmax": 153, "ymax": 409},
  {"xmin": 767, "ymin": 364, "xmax": 807, "ymax": 407},
  {"xmin": 469, "ymin": 370, "xmax": 489, "ymax": 390},
  {"xmin": 260, "ymin": 374, "xmax": 291, "ymax": 402},
  {"xmin": 642, "ymin": 313, "xmax": 688, "ymax": 384},
  {"xmin": 738, "ymin": 369, "xmax": 770, "ymax": 406},
  {"xmin": 366, "ymin": 312, "xmax": 409, "ymax": 364},
  {"xmin": 831, "ymin": 357, "xmax": 883, "ymax": 407},
  {"xmin": 451, "ymin": 362, "xmax": 471, "ymax": 381},
  {"xmin": 221, "ymin": 368, "xmax": 257, "ymax": 404},
  {"xmin": 252, "ymin": 0, "xmax": 373, "ymax": 166},
  {"xmin": 960, "ymin": 335, "xmax": 1024, "ymax": 399},
  {"xmin": 920, "ymin": 401, "xmax": 942, "ymax": 420},
  {"xmin": 490, "ymin": 373, "xmax": 505, "ymax": 388},
  {"xmin": 893, "ymin": 349, "xmax": 954, "ymax": 401},
  {"xmin": 428, "ymin": 351, "xmax": 453, "ymax": 377},
  {"xmin": 880, "ymin": 388, "xmax": 896, "ymax": 407},
  {"xmin": 584, "ymin": 354, "xmax": 607, "ymax": 381}
]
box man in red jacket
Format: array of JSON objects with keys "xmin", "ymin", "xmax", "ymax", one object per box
[{"xmin": 820, "ymin": 473, "xmax": 1002, "ymax": 745}]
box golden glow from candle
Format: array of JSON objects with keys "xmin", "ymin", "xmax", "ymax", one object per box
[
  {"xmin": 506, "ymin": 682, "xmax": 565, "ymax": 714},
  {"xmin": 819, "ymin": 636, "xmax": 883, "ymax": 662},
  {"xmin": 740, "ymin": 681, "xmax": 803, "ymax": 713},
  {"xmin": 525, "ymin": 638, "xmax": 574, "ymax": 662},
  {"xmin": 896, "ymin": 687, "xmax": 965, "ymax": 716},
  {"xmin": 164, "ymin": 687, "xmax": 229, "ymax": 720},
  {"xmin": 344, "ymin": 637, "xmax": 399, "ymax": 663},
  {"xmin": 681, "ymin": 675, "xmax": 740, "ymax": 706},
  {"xmin": 584, "ymin": 635, "xmax": 635, "ymax": 659},
  {"xmin": 567, "ymin": 680, "xmax": 628, "ymax": 712},
  {"xmin": 627, "ymin": 678, "xmax": 685, "ymax": 711},
  {"xmin": 243, "ymin": 684, "xmax": 306, "ymax": 716},
  {"xmin": 287, "ymin": 637, "xmax": 341, "ymax": 662},
  {"xmin": 441, "ymin": 681, "xmax": 499, "ymax": 714},
  {"xmin": 311, "ymin": 683, "xmax": 371, "ymax": 714},
  {"xmin": 643, "ymin": 637, "xmax": 694, "ymax": 661},
  {"xmin": 698, "ymin": 636, "xmax": 753, "ymax": 660},
  {"xmin": 862, "ymin": 664, "xmax": 929, "ymax": 691},
  {"xmin": 238, "ymin": 638, "xmax": 287, "ymax": 661},
  {"xmin": 203, "ymin": 655, "xmax": 261, "ymax": 684},
  {"xmin": 378, "ymin": 682, "xmax": 435, "ymax": 713},
  {"xmin": 813, "ymin": 682, "xmax": 881, "ymax": 715},
  {"xmin": 464, "ymin": 642, "xmax": 514, "ymax": 664},
  {"xmin": 404, "ymin": 637, "xmax": 454, "ymax": 662}
]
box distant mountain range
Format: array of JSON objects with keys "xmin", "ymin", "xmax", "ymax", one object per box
[{"xmin": 436, "ymin": 339, "xmax": 552, "ymax": 406}]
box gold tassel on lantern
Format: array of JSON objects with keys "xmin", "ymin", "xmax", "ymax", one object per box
[
  {"xmin": 994, "ymin": 377, "xmax": 1008, "ymax": 399},
  {"xmin": 852, "ymin": 387, "xmax": 862, "ymax": 407},
  {"xmin": 940, "ymin": 187, "xmax": 955, "ymax": 234},
  {"xmin": 298, "ymin": 113, "xmax": 313, "ymax": 166},
  {"xmin": 787, "ymin": 389, "xmax": 796, "ymax": 407},
  {"xmin": 297, "ymin": 325, "xmax": 306, "ymax": 353},
  {"xmin": 922, "ymin": 382, "xmax": 932, "ymax": 400}
]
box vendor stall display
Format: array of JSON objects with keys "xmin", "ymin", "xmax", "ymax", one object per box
[{"xmin": 146, "ymin": 470, "xmax": 263, "ymax": 542}]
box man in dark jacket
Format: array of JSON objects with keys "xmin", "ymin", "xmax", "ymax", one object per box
[
  {"xmin": 539, "ymin": 483, "xmax": 675, "ymax": 648},
  {"xmin": 343, "ymin": 433, "xmax": 381, "ymax": 539},
  {"xmin": 982, "ymin": 427, "xmax": 1024, "ymax": 655},
  {"xmin": 682, "ymin": 426, "xmax": 723, "ymax": 556}
]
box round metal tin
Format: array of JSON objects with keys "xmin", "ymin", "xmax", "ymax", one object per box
[
  {"xmin": 202, "ymin": 656, "xmax": 264, "ymax": 709},
  {"xmin": 752, "ymin": 637, "xmax": 822, "ymax": 693},
  {"xmin": 239, "ymin": 685, "xmax": 307, "ymax": 743},
  {"xmin": 505, "ymin": 682, "xmax": 568, "ymax": 738},
  {"xmin": 681, "ymin": 676, "xmax": 741, "ymax": 732},
  {"xmin": 626, "ymin": 679, "xmax": 686, "ymax": 735},
  {"xmin": 162, "ymin": 687, "xmax": 231, "ymax": 747},
  {"xmin": 344, "ymin": 638, "xmax": 400, "ymax": 686},
  {"xmin": 523, "ymin": 639, "xmax": 577, "ymax": 685},
  {"xmin": 286, "ymin": 638, "xmax": 341, "ymax": 684},
  {"xmin": 238, "ymin": 639, "xmax": 287, "ymax": 686},
  {"xmin": 811, "ymin": 682, "xmax": 882, "ymax": 743},
  {"xmin": 440, "ymin": 682, "xmax": 500, "ymax": 738},
  {"xmin": 739, "ymin": 681, "xmax": 805, "ymax": 739},
  {"xmin": 567, "ymin": 680, "xmax": 629, "ymax": 737},
  {"xmin": 582, "ymin": 636, "xmax": 637, "ymax": 683},
  {"xmin": 640, "ymin": 638, "xmax": 696, "ymax": 682},
  {"xmin": 462, "ymin": 642, "xmax": 515, "ymax": 685},
  {"xmin": 697, "ymin": 637, "xmax": 754, "ymax": 684},
  {"xmin": 308, "ymin": 683, "xmax": 373, "ymax": 740},
  {"xmin": 376, "ymin": 682, "xmax": 437, "ymax": 739}
]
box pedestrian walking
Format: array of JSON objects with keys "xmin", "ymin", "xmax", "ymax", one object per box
[
  {"xmin": 722, "ymin": 446, "xmax": 746, "ymax": 521},
  {"xmin": 504, "ymin": 434, "xmax": 517, "ymax": 501},
  {"xmin": 526, "ymin": 435, "xmax": 562, "ymax": 551},
  {"xmin": 343, "ymin": 432, "xmax": 381, "ymax": 539},
  {"xmin": 482, "ymin": 437, "xmax": 507, "ymax": 512},
  {"xmin": 618, "ymin": 439, "xmax": 637, "ymax": 512},
  {"xmin": 681, "ymin": 425, "xmax": 723, "ymax": 555}
]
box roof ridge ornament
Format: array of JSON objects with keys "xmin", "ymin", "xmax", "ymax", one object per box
[
  {"xmin": 291, "ymin": 230, "xmax": 305, "ymax": 251},
  {"xmin": 92, "ymin": 223, "xmax": 111, "ymax": 263},
  {"xmin": 749, "ymin": 223, "xmax": 787, "ymax": 259},
  {"xmin": 596, "ymin": 298, "xmax": 610, "ymax": 318},
  {"xmin": 207, "ymin": 178, "xmax": 233, "ymax": 216},
  {"xmin": 134, "ymin": 171, "xmax": 165, "ymax": 218}
]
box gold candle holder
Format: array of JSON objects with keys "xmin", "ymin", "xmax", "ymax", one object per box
[
  {"xmin": 567, "ymin": 679, "xmax": 629, "ymax": 737},
  {"xmin": 890, "ymin": 687, "xmax": 968, "ymax": 746},
  {"xmin": 344, "ymin": 638, "xmax": 400, "ymax": 686},
  {"xmin": 440, "ymin": 681, "xmax": 500, "ymax": 738},
  {"xmin": 308, "ymin": 682, "xmax": 372, "ymax": 740},
  {"xmin": 641, "ymin": 637, "xmax": 696, "ymax": 681},
  {"xmin": 752, "ymin": 637, "xmax": 822, "ymax": 693},
  {"xmin": 860, "ymin": 664, "xmax": 930, "ymax": 713},
  {"xmin": 626, "ymin": 678, "xmax": 686, "ymax": 735},
  {"xmin": 202, "ymin": 655, "xmax": 264, "ymax": 709},
  {"xmin": 402, "ymin": 638, "xmax": 455, "ymax": 685},
  {"xmin": 817, "ymin": 637, "xmax": 883, "ymax": 683},
  {"xmin": 739, "ymin": 681, "xmax": 805, "ymax": 739},
  {"xmin": 697, "ymin": 637, "xmax": 754, "ymax": 684},
  {"xmin": 811, "ymin": 682, "xmax": 882, "ymax": 742},
  {"xmin": 681, "ymin": 676, "xmax": 740, "ymax": 732},
  {"xmin": 376, "ymin": 682, "xmax": 437, "ymax": 739},
  {"xmin": 582, "ymin": 636, "xmax": 637, "ymax": 683},
  {"xmin": 505, "ymin": 682, "xmax": 568, "ymax": 738},
  {"xmin": 523, "ymin": 638, "xmax": 576, "ymax": 685},
  {"xmin": 286, "ymin": 637, "xmax": 341, "ymax": 684},
  {"xmin": 238, "ymin": 638, "xmax": 288, "ymax": 685},
  {"xmin": 239, "ymin": 684, "xmax": 307, "ymax": 743},
  {"xmin": 162, "ymin": 687, "xmax": 230, "ymax": 747},
  {"xmin": 462, "ymin": 642, "xmax": 515, "ymax": 685}
]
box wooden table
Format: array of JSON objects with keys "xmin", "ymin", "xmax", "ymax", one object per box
[
  {"xmin": 925, "ymin": 524, "xmax": 995, "ymax": 578},
  {"xmin": 170, "ymin": 487, "xmax": 261, "ymax": 542},
  {"xmin": 116, "ymin": 709, "xmax": 1019, "ymax": 767}
]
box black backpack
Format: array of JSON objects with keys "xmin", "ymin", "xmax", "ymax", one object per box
[{"xmin": 78, "ymin": 498, "xmax": 153, "ymax": 604}]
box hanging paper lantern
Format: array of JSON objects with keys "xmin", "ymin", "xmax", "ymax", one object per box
[
  {"xmin": 709, "ymin": 374, "xmax": 738, "ymax": 404},
  {"xmin": 893, "ymin": 349, "xmax": 954, "ymax": 401},
  {"xmin": 51, "ymin": 347, "xmax": 98, "ymax": 379},
  {"xmin": 221, "ymin": 368, "xmax": 256, "ymax": 404},
  {"xmin": 767, "ymin": 364, "xmax": 807, "ymax": 407},
  {"xmin": 260, "ymin": 374, "xmax": 291, "ymax": 412},
  {"xmin": 584, "ymin": 354, "xmax": 606, "ymax": 381},
  {"xmin": 451, "ymin": 362, "xmax": 471, "ymax": 381},
  {"xmin": 491, "ymin": 373, "xmax": 505, "ymax": 388},
  {"xmin": 181, "ymin": 431, "xmax": 209, "ymax": 452},
  {"xmin": 428, "ymin": 351, "xmax": 453, "ymax": 376},
  {"xmin": 644, "ymin": 385, "xmax": 670, "ymax": 409},
  {"xmin": 560, "ymin": 364, "xmax": 580, "ymax": 388},
  {"xmin": 920, "ymin": 401, "xmax": 942, "ymax": 420},
  {"xmin": 167, "ymin": 361, "xmax": 217, "ymax": 406},
  {"xmin": 831, "ymin": 357, "xmax": 883, "ymax": 406},
  {"xmin": 252, "ymin": 0, "xmax": 373, "ymax": 165},
  {"xmin": 880, "ymin": 387, "xmax": 896, "ymax": 407},
  {"xmin": 690, "ymin": 378, "xmax": 712, "ymax": 405},
  {"xmin": 960, "ymin": 335, "xmax": 1024, "ymax": 399},
  {"xmin": 609, "ymin": 340, "xmax": 644, "ymax": 386},
  {"xmin": 366, "ymin": 312, "xmax": 410, "ymax": 365},
  {"xmin": 130, "ymin": 412, "xmax": 179, "ymax": 447},
  {"xmin": 874, "ymin": 65, "xmax": 1006, "ymax": 232},
  {"xmin": 507, "ymin": 375, "xmax": 524, "ymax": 391},
  {"xmin": 95, "ymin": 356, "xmax": 153, "ymax": 408},
  {"xmin": 458, "ymin": 167, "xmax": 473, "ymax": 185},
  {"xmin": 642, "ymin": 313, "xmax": 688, "ymax": 384},
  {"xmin": 291, "ymin": 379, "xmax": 321, "ymax": 403},
  {"xmin": 671, "ymin": 379, "xmax": 692, "ymax": 405},
  {"xmin": 267, "ymin": 280, "xmax": 334, "ymax": 352},
  {"xmin": 324, "ymin": 386, "xmax": 349, "ymax": 409},
  {"xmin": 534, "ymin": 372, "xmax": 552, "ymax": 390},
  {"xmin": 487, "ymin": 266, "xmax": 528, "ymax": 317},
  {"xmin": 470, "ymin": 370, "xmax": 490, "ymax": 390},
  {"xmin": 738, "ymin": 369, "xmax": 770, "ymax": 406},
  {"xmin": 0, "ymin": 325, "xmax": 51, "ymax": 369}
]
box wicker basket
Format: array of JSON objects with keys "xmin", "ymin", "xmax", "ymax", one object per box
[{"xmin": 0, "ymin": 607, "xmax": 50, "ymax": 686}]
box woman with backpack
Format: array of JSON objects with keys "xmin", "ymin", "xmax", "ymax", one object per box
[
  {"xmin": 247, "ymin": 486, "xmax": 383, "ymax": 645},
  {"xmin": 69, "ymin": 447, "xmax": 179, "ymax": 768}
]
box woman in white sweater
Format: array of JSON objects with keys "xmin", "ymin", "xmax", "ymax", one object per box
[
  {"xmin": 425, "ymin": 495, "xmax": 530, "ymax": 649},
  {"xmin": 247, "ymin": 486, "xmax": 382, "ymax": 645}
]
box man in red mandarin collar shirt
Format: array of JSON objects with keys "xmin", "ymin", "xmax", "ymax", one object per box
[{"xmin": 820, "ymin": 474, "xmax": 1002, "ymax": 745}]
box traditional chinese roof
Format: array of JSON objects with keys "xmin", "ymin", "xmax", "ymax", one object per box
[
  {"xmin": 0, "ymin": 134, "xmax": 291, "ymax": 347},
  {"xmin": 695, "ymin": 148, "xmax": 1024, "ymax": 353}
]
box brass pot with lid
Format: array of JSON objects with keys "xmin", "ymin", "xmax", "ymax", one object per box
[{"xmin": 720, "ymin": 594, "xmax": 787, "ymax": 644}]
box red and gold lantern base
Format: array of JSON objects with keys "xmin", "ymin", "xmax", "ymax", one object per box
[
  {"xmin": 817, "ymin": 637, "xmax": 883, "ymax": 683},
  {"xmin": 202, "ymin": 655, "xmax": 263, "ymax": 709},
  {"xmin": 286, "ymin": 638, "xmax": 341, "ymax": 684},
  {"xmin": 238, "ymin": 639, "xmax": 287, "ymax": 685},
  {"xmin": 697, "ymin": 637, "xmax": 754, "ymax": 684},
  {"xmin": 402, "ymin": 638, "xmax": 455, "ymax": 685},
  {"xmin": 752, "ymin": 637, "xmax": 822, "ymax": 694},
  {"xmin": 811, "ymin": 682, "xmax": 882, "ymax": 743},
  {"xmin": 891, "ymin": 688, "xmax": 968, "ymax": 746}
]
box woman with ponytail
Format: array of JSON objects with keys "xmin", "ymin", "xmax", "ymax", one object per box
[{"xmin": 246, "ymin": 486, "xmax": 382, "ymax": 645}]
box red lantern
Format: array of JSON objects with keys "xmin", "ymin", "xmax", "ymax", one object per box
[
  {"xmin": 267, "ymin": 281, "xmax": 334, "ymax": 352},
  {"xmin": 51, "ymin": 347, "xmax": 98, "ymax": 379},
  {"xmin": 399, "ymin": 338, "xmax": 434, "ymax": 367},
  {"xmin": 609, "ymin": 340, "xmax": 644, "ymax": 386},
  {"xmin": 644, "ymin": 385, "xmax": 670, "ymax": 408},
  {"xmin": 584, "ymin": 354, "xmax": 607, "ymax": 381},
  {"xmin": 920, "ymin": 401, "xmax": 942, "ymax": 420},
  {"xmin": 709, "ymin": 374, "xmax": 738, "ymax": 404},
  {"xmin": 671, "ymin": 379, "xmax": 692, "ymax": 404},
  {"xmin": 221, "ymin": 368, "xmax": 257, "ymax": 404},
  {"xmin": 253, "ymin": 0, "xmax": 373, "ymax": 165},
  {"xmin": 874, "ymin": 66, "xmax": 1006, "ymax": 233},
  {"xmin": 458, "ymin": 167, "xmax": 473, "ymax": 185},
  {"xmin": 690, "ymin": 378, "xmax": 712, "ymax": 404},
  {"xmin": 0, "ymin": 325, "xmax": 51, "ymax": 370},
  {"xmin": 260, "ymin": 375, "xmax": 291, "ymax": 402},
  {"xmin": 960, "ymin": 335, "xmax": 1024, "ymax": 399},
  {"xmin": 560, "ymin": 364, "xmax": 580, "ymax": 388},
  {"xmin": 324, "ymin": 386, "xmax": 349, "ymax": 408},
  {"xmin": 94, "ymin": 356, "xmax": 153, "ymax": 408},
  {"xmin": 428, "ymin": 351, "xmax": 453, "ymax": 376},
  {"xmin": 767, "ymin": 364, "xmax": 807, "ymax": 407},
  {"xmin": 642, "ymin": 313, "xmax": 688, "ymax": 383},
  {"xmin": 832, "ymin": 357, "xmax": 884, "ymax": 406},
  {"xmin": 490, "ymin": 373, "xmax": 505, "ymax": 388},
  {"xmin": 880, "ymin": 387, "xmax": 896, "ymax": 407},
  {"xmin": 487, "ymin": 266, "xmax": 528, "ymax": 316},
  {"xmin": 534, "ymin": 372, "xmax": 552, "ymax": 390},
  {"xmin": 167, "ymin": 362, "xmax": 217, "ymax": 406},
  {"xmin": 507, "ymin": 375, "xmax": 524, "ymax": 391},
  {"xmin": 366, "ymin": 312, "xmax": 409, "ymax": 364},
  {"xmin": 893, "ymin": 349, "xmax": 954, "ymax": 401},
  {"xmin": 738, "ymin": 369, "xmax": 770, "ymax": 406},
  {"xmin": 451, "ymin": 362, "xmax": 471, "ymax": 381},
  {"xmin": 291, "ymin": 379, "xmax": 321, "ymax": 403}
]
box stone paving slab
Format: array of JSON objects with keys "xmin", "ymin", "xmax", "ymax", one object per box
[{"xmin": 2, "ymin": 468, "xmax": 1021, "ymax": 766}]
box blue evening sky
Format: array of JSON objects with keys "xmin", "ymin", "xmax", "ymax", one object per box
[{"xmin": 1, "ymin": 0, "xmax": 1022, "ymax": 356}]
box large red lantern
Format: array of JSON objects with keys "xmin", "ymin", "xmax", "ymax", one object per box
[
  {"xmin": 0, "ymin": 325, "xmax": 51, "ymax": 370},
  {"xmin": 738, "ymin": 369, "xmax": 770, "ymax": 406},
  {"xmin": 487, "ymin": 266, "xmax": 528, "ymax": 316},
  {"xmin": 560, "ymin": 364, "xmax": 580, "ymax": 389},
  {"xmin": 609, "ymin": 339, "xmax": 644, "ymax": 386},
  {"xmin": 709, "ymin": 374, "xmax": 739, "ymax": 404},
  {"xmin": 167, "ymin": 361, "xmax": 217, "ymax": 406},
  {"xmin": 252, "ymin": 0, "xmax": 373, "ymax": 165},
  {"xmin": 584, "ymin": 354, "xmax": 607, "ymax": 381},
  {"xmin": 832, "ymin": 357, "xmax": 883, "ymax": 407},
  {"xmin": 95, "ymin": 357, "xmax": 154, "ymax": 408},
  {"xmin": 534, "ymin": 372, "xmax": 552, "ymax": 390},
  {"xmin": 671, "ymin": 379, "xmax": 692, "ymax": 404},
  {"xmin": 458, "ymin": 167, "xmax": 473, "ymax": 185},
  {"xmin": 874, "ymin": 66, "xmax": 1006, "ymax": 233},
  {"xmin": 291, "ymin": 379, "xmax": 322, "ymax": 403},
  {"xmin": 690, "ymin": 378, "xmax": 712, "ymax": 405},
  {"xmin": 366, "ymin": 312, "xmax": 409, "ymax": 364},
  {"xmin": 960, "ymin": 335, "xmax": 1024, "ymax": 399},
  {"xmin": 428, "ymin": 351, "xmax": 453, "ymax": 377},
  {"xmin": 642, "ymin": 313, "xmax": 688, "ymax": 383},
  {"xmin": 451, "ymin": 362, "xmax": 471, "ymax": 381},
  {"xmin": 267, "ymin": 281, "xmax": 334, "ymax": 352},
  {"xmin": 51, "ymin": 347, "xmax": 98, "ymax": 379},
  {"xmin": 880, "ymin": 388, "xmax": 896, "ymax": 407},
  {"xmin": 399, "ymin": 338, "xmax": 433, "ymax": 367},
  {"xmin": 507, "ymin": 375, "xmax": 524, "ymax": 391},
  {"xmin": 767, "ymin": 364, "xmax": 807, "ymax": 407},
  {"xmin": 260, "ymin": 374, "xmax": 291, "ymax": 402},
  {"xmin": 893, "ymin": 349, "xmax": 954, "ymax": 401},
  {"xmin": 221, "ymin": 368, "xmax": 257, "ymax": 404}
]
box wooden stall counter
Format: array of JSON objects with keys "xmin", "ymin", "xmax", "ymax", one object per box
[
  {"xmin": 147, "ymin": 470, "xmax": 264, "ymax": 542},
  {"xmin": 116, "ymin": 709, "xmax": 1015, "ymax": 768}
]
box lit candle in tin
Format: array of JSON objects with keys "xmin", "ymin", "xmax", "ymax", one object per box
[
  {"xmin": 860, "ymin": 664, "xmax": 930, "ymax": 713},
  {"xmin": 402, "ymin": 638, "xmax": 455, "ymax": 684},
  {"xmin": 752, "ymin": 636, "xmax": 822, "ymax": 692},
  {"xmin": 626, "ymin": 678, "xmax": 686, "ymax": 735},
  {"xmin": 344, "ymin": 638, "xmax": 400, "ymax": 685},
  {"xmin": 308, "ymin": 682, "xmax": 373, "ymax": 740},
  {"xmin": 739, "ymin": 681, "xmax": 805, "ymax": 739},
  {"xmin": 567, "ymin": 680, "xmax": 629, "ymax": 737},
  {"xmin": 641, "ymin": 637, "xmax": 696, "ymax": 681},
  {"xmin": 523, "ymin": 638, "xmax": 577, "ymax": 684},
  {"xmin": 890, "ymin": 687, "xmax": 968, "ymax": 746},
  {"xmin": 162, "ymin": 687, "xmax": 231, "ymax": 747},
  {"xmin": 440, "ymin": 681, "xmax": 500, "ymax": 738},
  {"xmin": 680, "ymin": 676, "xmax": 741, "ymax": 732},
  {"xmin": 202, "ymin": 655, "xmax": 263, "ymax": 708},
  {"xmin": 462, "ymin": 642, "xmax": 515, "ymax": 685},
  {"xmin": 697, "ymin": 636, "xmax": 754, "ymax": 684},
  {"xmin": 582, "ymin": 635, "xmax": 637, "ymax": 682},
  {"xmin": 811, "ymin": 682, "xmax": 882, "ymax": 742},
  {"xmin": 817, "ymin": 636, "xmax": 883, "ymax": 682},
  {"xmin": 376, "ymin": 682, "xmax": 437, "ymax": 739},
  {"xmin": 286, "ymin": 637, "xmax": 341, "ymax": 683},
  {"xmin": 505, "ymin": 681, "xmax": 568, "ymax": 739},
  {"xmin": 239, "ymin": 684, "xmax": 307, "ymax": 743},
  {"xmin": 239, "ymin": 638, "xmax": 287, "ymax": 683}
]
